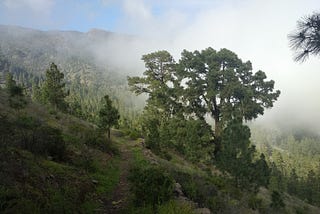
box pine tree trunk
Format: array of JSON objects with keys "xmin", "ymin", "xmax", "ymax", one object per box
[
  {"xmin": 213, "ymin": 115, "xmax": 222, "ymax": 156},
  {"xmin": 107, "ymin": 128, "xmax": 110, "ymax": 140},
  {"xmin": 214, "ymin": 117, "xmax": 221, "ymax": 138}
]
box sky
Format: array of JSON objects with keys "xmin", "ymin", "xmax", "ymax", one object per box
[{"xmin": 0, "ymin": 0, "xmax": 320, "ymax": 132}]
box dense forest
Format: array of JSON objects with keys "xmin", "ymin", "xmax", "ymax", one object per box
[{"xmin": 0, "ymin": 11, "xmax": 320, "ymax": 213}]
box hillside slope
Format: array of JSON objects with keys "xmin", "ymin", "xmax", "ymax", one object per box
[
  {"xmin": 1, "ymin": 87, "xmax": 319, "ymax": 213},
  {"xmin": 0, "ymin": 25, "xmax": 145, "ymax": 122},
  {"xmin": 0, "ymin": 88, "xmax": 122, "ymax": 213}
]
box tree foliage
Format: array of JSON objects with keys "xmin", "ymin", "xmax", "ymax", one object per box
[
  {"xmin": 216, "ymin": 121, "xmax": 266, "ymax": 188},
  {"xmin": 5, "ymin": 73, "xmax": 23, "ymax": 97},
  {"xmin": 289, "ymin": 12, "xmax": 320, "ymax": 62},
  {"xmin": 41, "ymin": 63, "xmax": 67, "ymax": 110},
  {"xmin": 177, "ymin": 48, "xmax": 280, "ymax": 141},
  {"xmin": 128, "ymin": 50, "xmax": 181, "ymax": 118},
  {"xmin": 98, "ymin": 95, "xmax": 120, "ymax": 139},
  {"xmin": 5, "ymin": 73, "xmax": 26, "ymax": 109},
  {"xmin": 128, "ymin": 48, "xmax": 280, "ymax": 157}
]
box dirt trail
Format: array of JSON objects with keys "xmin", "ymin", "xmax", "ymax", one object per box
[{"xmin": 103, "ymin": 138, "xmax": 134, "ymax": 214}]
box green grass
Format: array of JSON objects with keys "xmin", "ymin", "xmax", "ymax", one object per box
[
  {"xmin": 42, "ymin": 160, "xmax": 71, "ymax": 175},
  {"xmin": 91, "ymin": 156, "xmax": 120, "ymax": 196},
  {"xmin": 158, "ymin": 200, "xmax": 194, "ymax": 214},
  {"xmin": 128, "ymin": 200, "xmax": 194, "ymax": 214}
]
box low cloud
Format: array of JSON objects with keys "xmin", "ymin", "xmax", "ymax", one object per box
[
  {"xmin": 112, "ymin": 0, "xmax": 320, "ymax": 134},
  {"xmin": 1, "ymin": 0, "xmax": 320, "ymax": 133}
]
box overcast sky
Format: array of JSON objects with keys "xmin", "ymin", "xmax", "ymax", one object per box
[{"xmin": 1, "ymin": 0, "xmax": 320, "ymax": 131}]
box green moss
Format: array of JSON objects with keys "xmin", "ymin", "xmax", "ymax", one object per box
[{"xmin": 42, "ymin": 160, "xmax": 70, "ymax": 175}]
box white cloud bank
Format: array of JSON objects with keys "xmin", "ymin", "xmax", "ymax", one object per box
[
  {"xmin": 1, "ymin": 0, "xmax": 320, "ymax": 132},
  {"xmin": 113, "ymin": 0, "xmax": 320, "ymax": 132}
]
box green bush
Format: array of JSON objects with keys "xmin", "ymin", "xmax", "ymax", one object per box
[
  {"xmin": 32, "ymin": 125, "xmax": 66, "ymax": 160},
  {"xmin": 129, "ymin": 165, "xmax": 174, "ymax": 207},
  {"xmin": 84, "ymin": 130, "xmax": 119, "ymax": 154},
  {"xmin": 158, "ymin": 200, "xmax": 193, "ymax": 214},
  {"xmin": 0, "ymin": 114, "xmax": 13, "ymax": 146},
  {"xmin": 172, "ymin": 171, "xmax": 218, "ymax": 207},
  {"xmin": 270, "ymin": 191, "xmax": 285, "ymax": 209},
  {"xmin": 248, "ymin": 194, "xmax": 263, "ymax": 210},
  {"xmin": 159, "ymin": 118, "xmax": 213, "ymax": 162},
  {"xmin": 159, "ymin": 150, "xmax": 172, "ymax": 161},
  {"xmin": 295, "ymin": 205, "xmax": 309, "ymax": 214},
  {"xmin": 209, "ymin": 195, "xmax": 226, "ymax": 212},
  {"xmin": 13, "ymin": 115, "xmax": 66, "ymax": 160},
  {"xmin": 129, "ymin": 129, "xmax": 141, "ymax": 140}
]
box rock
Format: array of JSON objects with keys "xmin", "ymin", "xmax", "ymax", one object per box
[
  {"xmin": 92, "ymin": 179, "xmax": 99, "ymax": 184},
  {"xmin": 194, "ymin": 208, "xmax": 211, "ymax": 214},
  {"xmin": 112, "ymin": 200, "xmax": 122, "ymax": 205},
  {"xmin": 140, "ymin": 139, "xmax": 145, "ymax": 147},
  {"xmin": 150, "ymin": 159, "xmax": 159, "ymax": 165},
  {"xmin": 174, "ymin": 182, "xmax": 184, "ymax": 197}
]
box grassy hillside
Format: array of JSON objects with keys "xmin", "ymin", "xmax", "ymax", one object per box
[
  {"xmin": 1, "ymin": 87, "xmax": 319, "ymax": 214},
  {"xmin": 0, "ymin": 88, "xmax": 121, "ymax": 213}
]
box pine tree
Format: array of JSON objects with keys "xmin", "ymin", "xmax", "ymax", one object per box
[
  {"xmin": 289, "ymin": 12, "xmax": 320, "ymax": 62},
  {"xmin": 254, "ymin": 153, "xmax": 271, "ymax": 187},
  {"xmin": 5, "ymin": 73, "xmax": 23, "ymax": 97},
  {"xmin": 216, "ymin": 120, "xmax": 257, "ymax": 188},
  {"xmin": 177, "ymin": 48, "xmax": 280, "ymax": 153},
  {"xmin": 287, "ymin": 168, "xmax": 299, "ymax": 195},
  {"xmin": 5, "ymin": 73, "xmax": 26, "ymax": 109},
  {"xmin": 128, "ymin": 48, "xmax": 280, "ymax": 155},
  {"xmin": 98, "ymin": 95, "xmax": 120, "ymax": 140},
  {"xmin": 41, "ymin": 63, "xmax": 67, "ymax": 110},
  {"xmin": 128, "ymin": 50, "xmax": 181, "ymax": 119}
]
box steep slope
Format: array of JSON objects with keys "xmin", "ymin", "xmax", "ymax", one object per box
[
  {"xmin": 0, "ymin": 88, "xmax": 122, "ymax": 213},
  {"xmin": 0, "ymin": 25, "xmax": 144, "ymax": 122}
]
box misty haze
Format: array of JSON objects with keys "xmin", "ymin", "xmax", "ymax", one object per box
[{"xmin": 0, "ymin": 0, "xmax": 320, "ymax": 213}]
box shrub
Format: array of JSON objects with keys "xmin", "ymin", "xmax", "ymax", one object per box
[
  {"xmin": 172, "ymin": 171, "xmax": 218, "ymax": 207},
  {"xmin": 84, "ymin": 130, "xmax": 119, "ymax": 154},
  {"xmin": 209, "ymin": 195, "xmax": 226, "ymax": 212},
  {"xmin": 15, "ymin": 116, "xmax": 66, "ymax": 161},
  {"xmin": 158, "ymin": 200, "xmax": 193, "ymax": 214},
  {"xmin": 33, "ymin": 125, "xmax": 66, "ymax": 161},
  {"xmin": 128, "ymin": 129, "xmax": 141, "ymax": 140},
  {"xmin": 270, "ymin": 191, "xmax": 285, "ymax": 209},
  {"xmin": 129, "ymin": 165, "xmax": 174, "ymax": 207},
  {"xmin": 0, "ymin": 114, "xmax": 13, "ymax": 146},
  {"xmin": 248, "ymin": 194, "xmax": 263, "ymax": 210}
]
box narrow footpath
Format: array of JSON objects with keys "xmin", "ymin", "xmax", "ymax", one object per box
[{"xmin": 103, "ymin": 137, "xmax": 135, "ymax": 214}]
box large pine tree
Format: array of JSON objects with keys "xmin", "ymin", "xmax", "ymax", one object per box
[
  {"xmin": 41, "ymin": 63, "xmax": 67, "ymax": 110},
  {"xmin": 128, "ymin": 48, "xmax": 280, "ymax": 154}
]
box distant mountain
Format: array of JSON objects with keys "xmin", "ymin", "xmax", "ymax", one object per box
[
  {"xmin": 0, "ymin": 25, "xmax": 130, "ymax": 77},
  {"xmin": 0, "ymin": 25, "xmax": 145, "ymax": 121}
]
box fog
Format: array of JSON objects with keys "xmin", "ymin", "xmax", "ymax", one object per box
[{"xmin": 1, "ymin": 0, "xmax": 320, "ymax": 134}]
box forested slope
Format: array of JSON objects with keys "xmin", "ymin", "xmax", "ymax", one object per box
[{"xmin": 0, "ymin": 25, "xmax": 143, "ymax": 123}]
